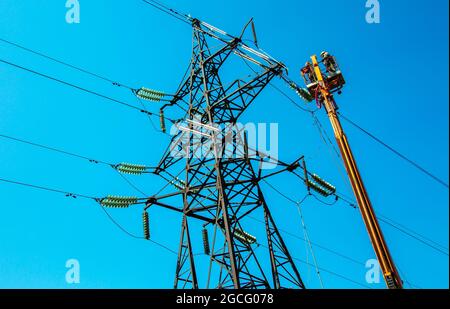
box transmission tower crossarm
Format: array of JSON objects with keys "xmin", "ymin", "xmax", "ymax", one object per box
[
  {"xmin": 195, "ymin": 18, "xmax": 285, "ymax": 69},
  {"xmin": 146, "ymin": 198, "xmax": 216, "ymax": 224},
  {"xmin": 310, "ymin": 55, "xmax": 403, "ymax": 289}
]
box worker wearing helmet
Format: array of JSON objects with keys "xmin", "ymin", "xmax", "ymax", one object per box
[
  {"xmin": 321, "ymin": 51, "xmax": 337, "ymax": 74},
  {"xmin": 301, "ymin": 61, "xmax": 317, "ymax": 84},
  {"xmin": 320, "ymin": 51, "xmax": 329, "ymax": 58}
]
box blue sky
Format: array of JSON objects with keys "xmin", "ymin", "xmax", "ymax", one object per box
[{"xmin": 0, "ymin": 0, "xmax": 448, "ymax": 289}]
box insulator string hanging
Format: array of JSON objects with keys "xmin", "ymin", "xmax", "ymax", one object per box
[
  {"xmin": 202, "ymin": 228, "xmax": 210, "ymax": 255},
  {"xmin": 288, "ymin": 81, "xmax": 313, "ymax": 102},
  {"xmin": 143, "ymin": 211, "xmax": 150, "ymax": 240},
  {"xmin": 160, "ymin": 108, "xmax": 167, "ymax": 133}
]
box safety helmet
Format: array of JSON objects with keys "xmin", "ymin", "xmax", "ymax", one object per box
[{"xmin": 320, "ymin": 51, "xmax": 329, "ymax": 58}]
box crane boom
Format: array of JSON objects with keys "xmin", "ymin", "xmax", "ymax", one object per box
[{"xmin": 310, "ymin": 54, "xmax": 403, "ymax": 289}]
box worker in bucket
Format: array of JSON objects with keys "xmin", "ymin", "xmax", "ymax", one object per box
[
  {"xmin": 301, "ymin": 61, "xmax": 316, "ymax": 84},
  {"xmin": 320, "ymin": 51, "xmax": 337, "ymax": 75}
]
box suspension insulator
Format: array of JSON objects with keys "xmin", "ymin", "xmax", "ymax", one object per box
[
  {"xmin": 289, "ymin": 81, "xmax": 313, "ymax": 102},
  {"xmin": 296, "ymin": 87, "xmax": 313, "ymax": 102},
  {"xmin": 116, "ymin": 163, "xmax": 147, "ymax": 175},
  {"xmin": 136, "ymin": 87, "xmax": 165, "ymax": 102},
  {"xmin": 100, "ymin": 195, "xmax": 138, "ymax": 208},
  {"xmin": 311, "ymin": 174, "xmax": 336, "ymax": 194},
  {"xmin": 233, "ymin": 228, "xmax": 257, "ymax": 245},
  {"xmin": 160, "ymin": 109, "xmax": 166, "ymax": 133},
  {"xmin": 143, "ymin": 211, "xmax": 150, "ymax": 240},
  {"xmin": 307, "ymin": 180, "xmax": 330, "ymax": 197},
  {"xmin": 202, "ymin": 228, "xmax": 210, "ymax": 255}
]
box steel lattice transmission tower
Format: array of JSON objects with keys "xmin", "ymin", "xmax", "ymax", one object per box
[{"xmin": 145, "ymin": 19, "xmax": 305, "ymax": 289}]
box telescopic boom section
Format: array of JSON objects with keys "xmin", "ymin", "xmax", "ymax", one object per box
[{"xmin": 309, "ymin": 54, "xmax": 403, "ymax": 289}]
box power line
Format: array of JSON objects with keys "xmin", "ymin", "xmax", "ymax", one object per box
[
  {"xmin": 0, "ymin": 37, "xmax": 174, "ymax": 134},
  {"xmin": 0, "ymin": 58, "xmax": 147, "ymax": 113},
  {"xmin": 114, "ymin": 170, "xmax": 148, "ymax": 196},
  {"xmin": 378, "ymin": 217, "xmax": 448, "ymax": 256},
  {"xmin": 0, "ymin": 175, "xmax": 178, "ymax": 255},
  {"xmin": 269, "ymin": 81, "xmax": 316, "ymax": 114},
  {"xmin": 133, "ymin": 95, "xmax": 164, "ymax": 133},
  {"xmin": 0, "ymin": 58, "xmax": 164, "ymax": 120},
  {"xmin": 293, "ymin": 257, "xmax": 371, "ymax": 289},
  {"xmin": 310, "ymin": 193, "xmax": 339, "ymax": 206},
  {"xmin": 248, "ymin": 214, "xmax": 364, "ymax": 267},
  {"xmin": 98, "ymin": 204, "xmax": 145, "ymax": 240},
  {"xmin": 262, "ymin": 178, "xmax": 298, "ymax": 204},
  {"xmin": 397, "ymin": 265, "xmax": 422, "ymax": 289},
  {"xmin": 256, "ymin": 242, "xmax": 370, "ymax": 289},
  {"xmin": 0, "ymin": 39, "xmax": 180, "ymax": 241},
  {"xmin": 0, "ymin": 133, "xmax": 114, "ymax": 167},
  {"xmin": 377, "ymin": 213, "xmax": 448, "ymax": 251},
  {"xmin": 339, "ymin": 113, "xmax": 449, "ymax": 189},
  {"xmin": 325, "ymin": 192, "xmax": 449, "ymax": 256},
  {"xmin": 141, "ymin": 0, "xmax": 191, "ymax": 25},
  {"xmin": 0, "ymin": 37, "xmax": 133, "ymax": 89},
  {"xmin": 0, "ymin": 132, "xmax": 158, "ymax": 201},
  {"xmin": 311, "ymin": 186, "xmax": 449, "ymax": 256},
  {"xmin": 0, "ymin": 132, "xmax": 175, "ymax": 202},
  {"xmin": 264, "ymin": 175, "xmax": 449, "ymax": 257},
  {"xmin": 298, "ymin": 115, "xmax": 449, "ymax": 255},
  {"xmin": 0, "ymin": 177, "xmax": 96, "ymax": 200},
  {"xmin": 97, "ymin": 202, "xmax": 178, "ymax": 255},
  {"xmin": 312, "ymin": 114, "xmax": 341, "ymax": 159}
]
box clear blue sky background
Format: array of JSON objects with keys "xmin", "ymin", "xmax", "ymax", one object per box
[{"xmin": 0, "ymin": 0, "xmax": 448, "ymax": 289}]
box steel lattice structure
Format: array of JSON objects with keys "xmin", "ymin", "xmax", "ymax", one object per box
[{"xmin": 145, "ymin": 19, "xmax": 305, "ymax": 289}]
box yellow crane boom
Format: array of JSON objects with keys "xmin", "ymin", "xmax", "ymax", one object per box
[{"xmin": 310, "ymin": 54, "xmax": 403, "ymax": 289}]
